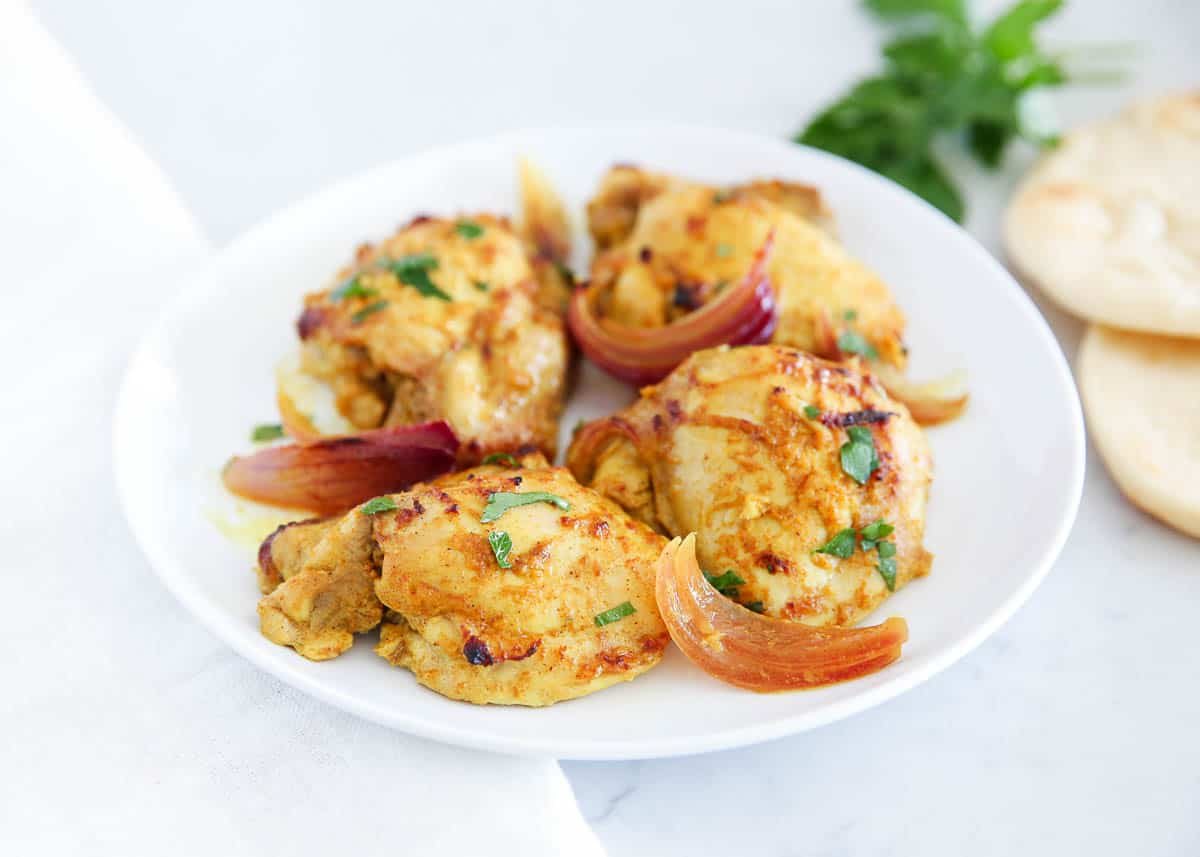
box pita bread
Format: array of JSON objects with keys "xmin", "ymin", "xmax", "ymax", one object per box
[
  {"xmin": 1078, "ymin": 324, "xmax": 1200, "ymax": 538},
  {"xmin": 1006, "ymin": 93, "xmax": 1200, "ymax": 336}
]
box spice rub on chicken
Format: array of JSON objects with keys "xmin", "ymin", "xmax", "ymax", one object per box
[
  {"xmin": 584, "ymin": 164, "xmax": 908, "ymax": 369},
  {"xmin": 568, "ymin": 345, "xmax": 934, "ymax": 628},
  {"xmin": 254, "ymin": 454, "xmax": 669, "ymax": 706},
  {"xmin": 293, "ymin": 214, "xmax": 569, "ymax": 463}
]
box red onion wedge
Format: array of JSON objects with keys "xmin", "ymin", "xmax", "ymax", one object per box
[
  {"xmin": 567, "ymin": 233, "xmax": 777, "ymax": 386},
  {"xmin": 655, "ymin": 534, "xmax": 908, "ymax": 692},
  {"xmin": 223, "ymin": 421, "xmax": 458, "ymax": 516}
]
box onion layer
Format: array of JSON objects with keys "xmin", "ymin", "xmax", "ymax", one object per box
[
  {"xmin": 568, "ymin": 233, "xmax": 777, "ymax": 386},
  {"xmin": 870, "ymin": 363, "xmax": 969, "ymax": 426},
  {"xmin": 276, "ymin": 387, "xmax": 325, "ymax": 444},
  {"xmin": 223, "ymin": 421, "xmax": 458, "ymax": 515},
  {"xmin": 655, "ymin": 534, "xmax": 908, "ymax": 691}
]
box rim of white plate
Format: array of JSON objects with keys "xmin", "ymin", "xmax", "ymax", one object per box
[{"xmin": 113, "ymin": 123, "xmax": 1086, "ymax": 759}]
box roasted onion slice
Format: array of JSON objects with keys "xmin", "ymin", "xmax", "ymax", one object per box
[
  {"xmin": 655, "ymin": 534, "xmax": 908, "ymax": 691},
  {"xmin": 870, "ymin": 363, "xmax": 969, "ymax": 426},
  {"xmin": 567, "ymin": 233, "xmax": 777, "ymax": 386},
  {"xmin": 276, "ymin": 387, "xmax": 325, "ymax": 444},
  {"xmin": 223, "ymin": 421, "xmax": 458, "ymax": 515}
]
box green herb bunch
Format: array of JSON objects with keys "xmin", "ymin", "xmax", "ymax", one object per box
[{"xmin": 796, "ymin": 0, "xmax": 1119, "ymax": 222}]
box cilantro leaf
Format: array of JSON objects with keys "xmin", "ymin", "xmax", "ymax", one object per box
[
  {"xmin": 837, "ymin": 330, "xmax": 879, "ymax": 361},
  {"xmin": 380, "ymin": 254, "xmax": 451, "ymax": 302},
  {"xmin": 487, "ymin": 530, "xmax": 513, "ymax": 569},
  {"xmin": 877, "ymin": 556, "xmax": 898, "ymax": 591},
  {"xmin": 330, "ymin": 276, "xmax": 378, "ymax": 302},
  {"xmin": 595, "ymin": 601, "xmax": 636, "ymax": 627},
  {"xmin": 250, "ymin": 423, "xmax": 285, "ymax": 443},
  {"xmin": 480, "ymin": 491, "xmax": 570, "ymax": 523},
  {"xmin": 859, "ymin": 519, "xmax": 895, "ymax": 542},
  {"xmin": 360, "ymin": 496, "xmax": 397, "ymax": 515},
  {"xmin": 840, "ymin": 426, "xmax": 881, "ymax": 485},
  {"xmin": 456, "ymin": 220, "xmax": 484, "ymax": 239},
  {"xmin": 815, "ymin": 527, "xmax": 858, "ymax": 559},
  {"xmin": 704, "ymin": 569, "xmax": 746, "ymax": 596},
  {"xmin": 350, "ymin": 300, "xmax": 389, "ymax": 324},
  {"xmin": 804, "ymin": 405, "xmax": 822, "ymax": 419},
  {"xmin": 481, "ymin": 452, "xmax": 520, "ymax": 467}
]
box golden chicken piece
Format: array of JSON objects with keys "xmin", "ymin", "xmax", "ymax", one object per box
[
  {"xmin": 584, "ymin": 164, "xmax": 907, "ymax": 369},
  {"xmin": 254, "ymin": 455, "xmax": 669, "ymax": 706},
  {"xmin": 256, "ymin": 514, "xmax": 382, "ymax": 661},
  {"xmin": 568, "ymin": 345, "xmax": 933, "ymax": 627},
  {"xmin": 294, "ymin": 214, "xmax": 568, "ymax": 463}
]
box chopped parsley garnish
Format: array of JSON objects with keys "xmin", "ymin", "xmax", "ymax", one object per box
[
  {"xmin": 715, "ymin": 242, "xmax": 734, "ymax": 258},
  {"xmin": 379, "ymin": 253, "xmax": 451, "ymax": 301},
  {"xmin": 351, "ymin": 300, "xmax": 389, "ymax": 324},
  {"xmin": 858, "ymin": 519, "xmax": 895, "ymax": 550},
  {"xmin": 330, "ymin": 276, "xmax": 378, "ymax": 302},
  {"xmin": 250, "ymin": 423, "xmax": 285, "ymax": 443},
  {"xmin": 803, "ymin": 405, "xmax": 822, "ymax": 419},
  {"xmin": 744, "ymin": 601, "xmax": 765, "ymax": 614},
  {"xmin": 481, "ymin": 452, "xmax": 520, "ymax": 468},
  {"xmin": 812, "ymin": 518, "xmax": 899, "ymax": 589},
  {"xmin": 479, "ymin": 491, "xmax": 570, "ymax": 523},
  {"xmin": 487, "ymin": 530, "xmax": 513, "ymax": 569},
  {"xmin": 455, "ymin": 220, "xmax": 485, "ymax": 239},
  {"xmin": 594, "ymin": 601, "xmax": 636, "ymax": 627},
  {"xmin": 360, "ymin": 496, "xmax": 397, "ymax": 515},
  {"xmin": 877, "ymin": 556, "xmax": 898, "ymax": 591},
  {"xmin": 837, "ymin": 329, "xmax": 879, "ymax": 361},
  {"xmin": 473, "ymin": 280, "xmax": 489, "ymax": 292},
  {"xmin": 712, "ymin": 190, "xmax": 732, "ymax": 204},
  {"xmin": 704, "ymin": 569, "xmax": 746, "ymax": 597},
  {"xmin": 713, "ymin": 280, "xmax": 730, "ymax": 293},
  {"xmin": 840, "ymin": 425, "xmax": 880, "ymax": 485},
  {"xmin": 815, "ymin": 527, "xmax": 857, "ymax": 559},
  {"xmin": 843, "ymin": 308, "xmax": 858, "ymax": 321}
]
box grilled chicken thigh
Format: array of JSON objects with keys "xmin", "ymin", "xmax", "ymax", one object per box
[
  {"xmin": 255, "ymin": 455, "xmax": 669, "ymax": 706},
  {"xmin": 568, "ymin": 345, "xmax": 933, "ymax": 627},
  {"xmin": 585, "ymin": 165, "xmax": 907, "ymax": 368},
  {"xmin": 294, "ymin": 214, "xmax": 568, "ymax": 462}
]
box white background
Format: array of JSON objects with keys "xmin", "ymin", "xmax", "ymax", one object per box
[{"xmin": 32, "ymin": 0, "xmax": 1200, "ymax": 853}]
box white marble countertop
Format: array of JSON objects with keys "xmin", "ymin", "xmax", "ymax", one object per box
[{"xmin": 34, "ymin": 0, "xmax": 1199, "ymax": 852}]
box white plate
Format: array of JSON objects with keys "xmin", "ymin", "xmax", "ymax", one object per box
[{"xmin": 114, "ymin": 125, "xmax": 1085, "ymax": 760}]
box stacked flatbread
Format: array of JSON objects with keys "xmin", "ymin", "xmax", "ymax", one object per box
[{"xmin": 1005, "ymin": 92, "xmax": 1200, "ymax": 538}]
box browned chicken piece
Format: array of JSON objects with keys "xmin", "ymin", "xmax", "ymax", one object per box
[
  {"xmin": 568, "ymin": 345, "xmax": 933, "ymax": 628},
  {"xmin": 294, "ymin": 214, "xmax": 568, "ymax": 463},
  {"xmin": 253, "ymin": 455, "xmax": 669, "ymax": 706},
  {"xmin": 256, "ymin": 514, "xmax": 382, "ymax": 661},
  {"xmin": 584, "ymin": 164, "xmax": 907, "ymax": 369}
]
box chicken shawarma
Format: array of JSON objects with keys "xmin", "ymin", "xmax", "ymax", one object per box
[
  {"xmin": 568, "ymin": 345, "xmax": 933, "ymax": 627},
  {"xmin": 291, "ymin": 213, "xmax": 569, "ymax": 463},
  {"xmin": 255, "ymin": 454, "xmax": 669, "ymax": 706},
  {"xmin": 573, "ymin": 164, "xmax": 967, "ymax": 423}
]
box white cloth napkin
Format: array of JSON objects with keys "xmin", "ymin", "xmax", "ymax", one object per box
[{"xmin": 0, "ymin": 3, "xmax": 603, "ymax": 853}]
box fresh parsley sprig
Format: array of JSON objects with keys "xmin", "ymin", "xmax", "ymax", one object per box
[{"xmin": 796, "ymin": 0, "xmax": 1123, "ymax": 222}]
